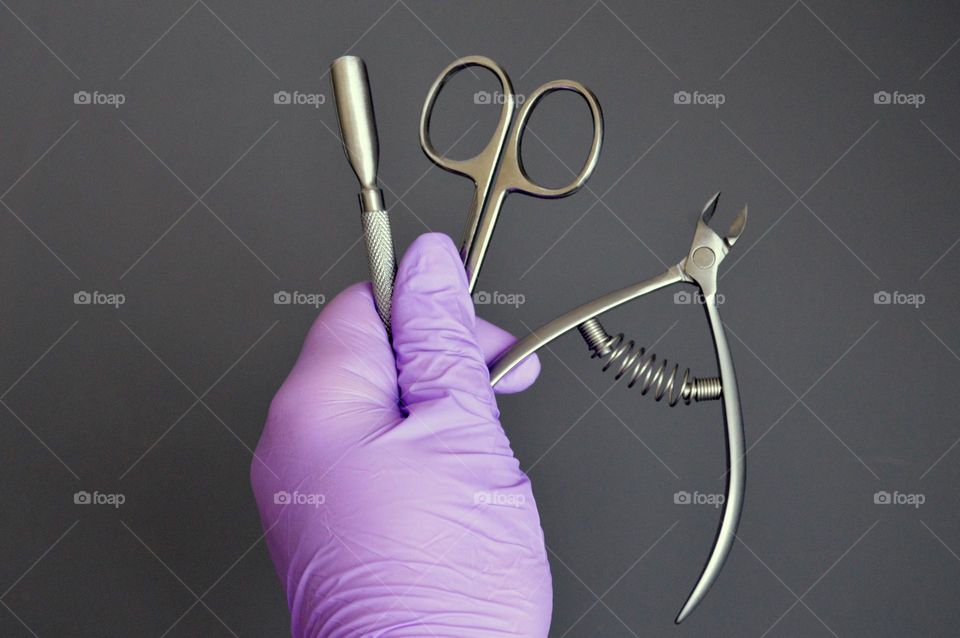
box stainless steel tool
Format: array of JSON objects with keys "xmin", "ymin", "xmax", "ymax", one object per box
[
  {"xmin": 420, "ymin": 55, "xmax": 603, "ymax": 293},
  {"xmin": 331, "ymin": 55, "xmax": 397, "ymax": 335},
  {"xmin": 490, "ymin": 193, "xmax": 748, "ymax": 623}
]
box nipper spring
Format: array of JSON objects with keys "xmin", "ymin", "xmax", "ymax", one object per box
[{"xmin": 578, "ymin": 318, "xmax": 722, "ymax": 406}]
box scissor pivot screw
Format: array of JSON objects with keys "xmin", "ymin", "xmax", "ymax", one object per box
[{"xmin": 692, "ymin": 246, "xmax": 715, "ymax": 269}]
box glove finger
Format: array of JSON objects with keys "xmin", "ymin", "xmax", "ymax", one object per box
[
  {"xmin": 392, "ymin": 233, "xmax": 496, "ymax": 418},
  {"xmin": 272, "ymin": 282, "xmax": 399, "ymax": 417},
  {"xmin": 251, "ymin": 282, "xmax": 400, "ymax": 523},
  {"xmin": 475, "ymin": 318, "xmax": 541, "ymax": 394}
]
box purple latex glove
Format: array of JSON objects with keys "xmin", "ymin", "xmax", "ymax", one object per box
[{"xmin": 251, "ymin": 233, "xmax": 551, "ymax": 637}]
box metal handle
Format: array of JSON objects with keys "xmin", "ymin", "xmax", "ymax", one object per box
[
  {"xmin": 361, "ymin": 210, "xmax": 396, "ymax": 332},
  {"xmin": 489, "ymin": 267, "xmax": 684, "ymax": 385},
  {"xmin": 674, "ymin": 295, "xmax": 745, "ymax": 624}
]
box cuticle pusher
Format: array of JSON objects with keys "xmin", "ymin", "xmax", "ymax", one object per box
[{"xmin": 331, "ymin": 55, "xmax": 397, "ymax": 336}]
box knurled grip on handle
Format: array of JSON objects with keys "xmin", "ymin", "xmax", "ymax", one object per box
[{"xmin": 361, "ymin": 209, "xmax": 396, "ymax": 335}]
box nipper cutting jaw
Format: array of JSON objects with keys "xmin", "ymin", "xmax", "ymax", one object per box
[
  {"xmin": 679, "ymin": 192, "xmax": 747, "ymax": 297},
  {"xmin": 674, "ymin": 193, "xmax": 748, "ymax": 624}
]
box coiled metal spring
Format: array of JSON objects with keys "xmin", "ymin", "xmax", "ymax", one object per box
[{"xmin": 578, "ymin": 318, "xmax": 722, "ymax": 406}]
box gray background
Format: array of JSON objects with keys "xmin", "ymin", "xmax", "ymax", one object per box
[{"xmin": 1, "ymin": 1, "xmax": 958, "ymax": 636}]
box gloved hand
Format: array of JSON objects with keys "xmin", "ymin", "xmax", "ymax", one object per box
[{"xmin": 251, "ymin": 233, "xmax": 552, "ymax": 637}]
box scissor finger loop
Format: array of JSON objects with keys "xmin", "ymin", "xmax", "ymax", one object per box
[
  {"xmin": 419, "ymin": 55, "xmax": 515, "ymax": 182},
  {"xmin": 498, "ymin": 79, "xmax": 604, "ymax": 198}
]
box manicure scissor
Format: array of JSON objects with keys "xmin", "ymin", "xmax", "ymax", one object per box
[{"xmin": 420, "ymin": 55, "xmax": 604, "ymax": 293}]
